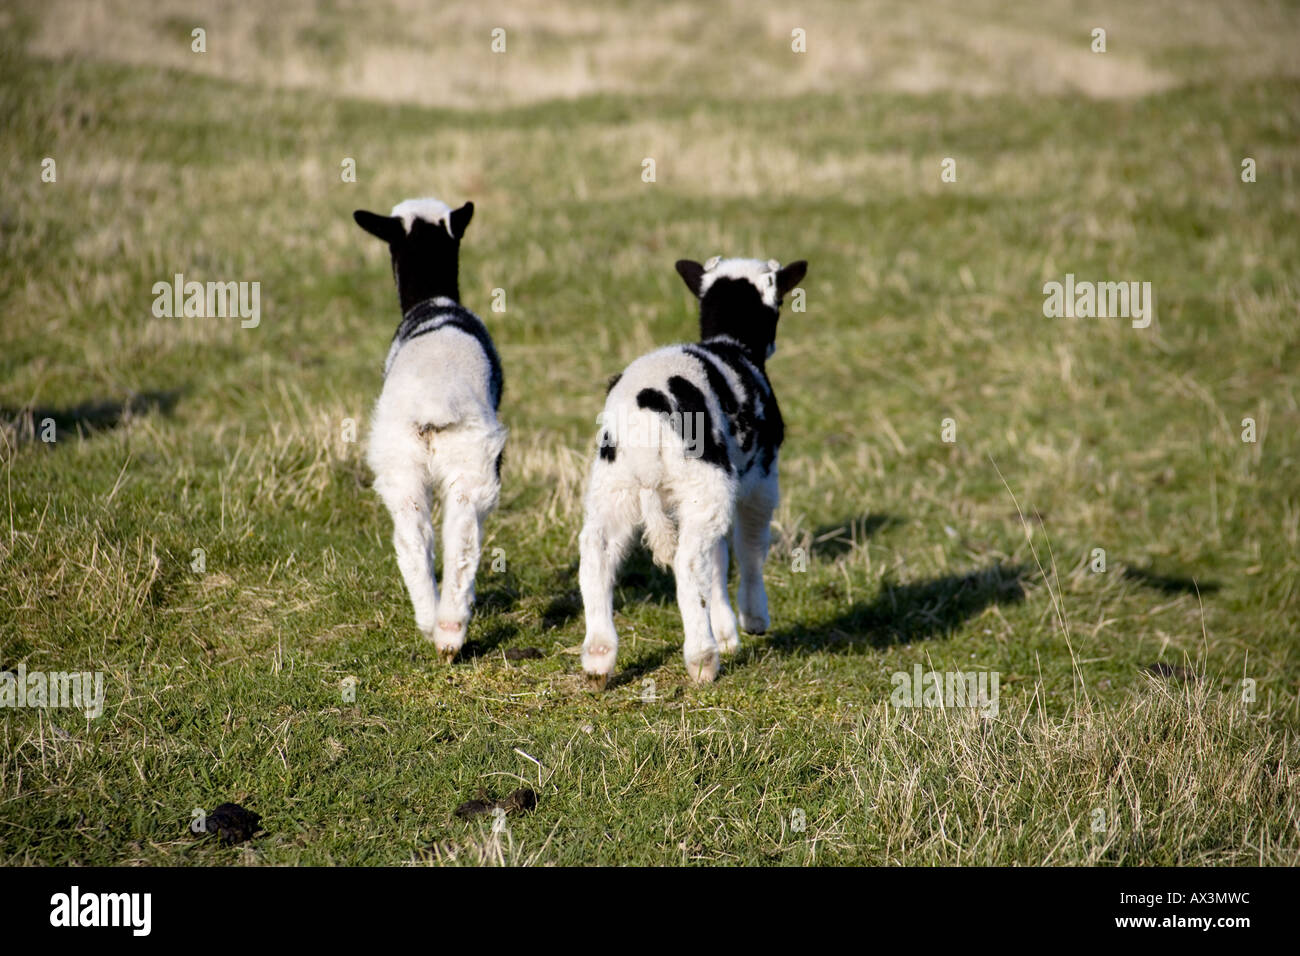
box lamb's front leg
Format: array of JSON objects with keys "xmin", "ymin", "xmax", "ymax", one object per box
[
  {"xmin": 376, "ymin": 476, "xmax": 440, "ymax": 642},
  {"xmin": 436, "ymin": 478, "xmax": 489, "ymax": 661}
]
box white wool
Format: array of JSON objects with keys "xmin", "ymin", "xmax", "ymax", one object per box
[
  {"xmin": 698, "ymin": 256, "xmax": 782, "ymax": 308},
  {"xmin": 389, "ymin": 197, "xmax": 455, "ymax": 237},
  {"xmin": 366, "ymin": 301, "xmax": 504, "ymax": 660}
]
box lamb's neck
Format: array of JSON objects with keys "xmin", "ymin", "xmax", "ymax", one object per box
[
  {"xmin": 701, "ymin": 333, "xmax": 768, "ymax": 370},
  {"xmin": 393, "ymin": 260, "xmax": 459, "ymax": 314}
]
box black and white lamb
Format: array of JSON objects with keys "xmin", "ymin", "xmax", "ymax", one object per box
[
  {"xmin": 579, "ymin": 255, "xmax": 807, "ymax": 686},
  {"xmin": 354, "ymin": 198, "xmax": 506, "ymax": 660}
]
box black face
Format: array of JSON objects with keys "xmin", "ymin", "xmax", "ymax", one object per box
[
  {"xmin": 675, "ymin": 259, "xmax": 807, "ymax": 361},
  {"xmin": 354, "ymin": 202, "xmax": 474, "ymax": 314},
  {"xmin": 698, "ymin": 278, "xmax": 780, "ymax": 358}
]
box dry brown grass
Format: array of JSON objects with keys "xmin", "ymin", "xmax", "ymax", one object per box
[{"xmin": 24, "ymin": 0, "xmax": 1300, "ymax": 109}]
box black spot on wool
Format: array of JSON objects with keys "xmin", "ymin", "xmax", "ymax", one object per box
[
  {"xmin": 634, "ymin": 383, "xmax": 730, "ymax": 472},
  {"xmin": 682, "ymin": 346, "xmax": 739, "ymax": 418},
  {"xmin": 636, "ymin": 388, "xmax": 673, "ymax": 417},
  {"xmin": 695, "ymin": 340, "xmax": 783, "ymax": 474},
  {"xmin": 682, "ymin": 344, "xmax": 753, "ymax": 452},
  {"xmin": 666, "ymin": 375, "xmax": 730, "ymax": 472}
]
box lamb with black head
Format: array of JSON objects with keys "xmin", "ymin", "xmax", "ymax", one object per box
[{"xmin": 354, "ymin": 198, "xmax": 505, "ymax": 661}]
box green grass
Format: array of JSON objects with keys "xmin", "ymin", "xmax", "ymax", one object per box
[{"xmin": 2, "ymin": 1, "xmax": 1298, "ymax": 865}]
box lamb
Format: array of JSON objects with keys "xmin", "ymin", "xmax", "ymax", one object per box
[
  {"xmin": 579, "ymin": 255, "xmax": 807, "ymax": 687},
  {"xmin": 354, "ymin": 198, "xmax": 506, "ymax": 660}
]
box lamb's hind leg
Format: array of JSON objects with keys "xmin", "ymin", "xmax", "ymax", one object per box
[
  {"xmin": 578, "ymin": 475, "xmax": 638, "ymax": 689},
  {"xmin": 375, "ymin": 471, "xmax": 439, "ymax": 642},
  {"xmin": 710, "ymin": 537, "xmax": 741, "ymax": 656},
  {"xmin": 436, "ymin": 435, "xmax": 504, "ymax": 660},
  {"xmin": 672, "ymin": 476, "xmax": 734, "ymax": 683}
]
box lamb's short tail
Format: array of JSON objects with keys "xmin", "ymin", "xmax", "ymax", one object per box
[{"xmin": 639, "ymin": 488, "xmax": 677, "ymax": 569}]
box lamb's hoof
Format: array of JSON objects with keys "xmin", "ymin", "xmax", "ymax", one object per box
[
  {"xmin": 432, "ymin": 619, "xmax": 467, "ymax": 662},
  {"xmin": 584, "ymin": 671, "xmax": 610, "ymax": 691},
  {"xmin": 715, "ymin": 631, "xmax": 742, "ymax": 656},
  {"xmin": 739, "ymin": 614, "xmax": 768, "ymax": 636},
  {"xmin": 685, "ymin": 651, "xmax": 721, "ymax": 684},
  {"xmin": 580, "ymin": 640, "xmax": 616, "ymax": 684}
]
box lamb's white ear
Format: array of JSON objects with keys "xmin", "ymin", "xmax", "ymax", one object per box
[
  {"xmin": 776, "ymin": 260, "xmax": 807, "ymax": 298},
  {"xmin": 448, "ymin": 202, "xmax": 474, "ymax": 239},
  {"xmin": 354, "ymin": 209, "xmax": 404, "ymax": 244},
  {"xmin": 675, "ymin": 259, "xmax": 706, "ymax": 297}
]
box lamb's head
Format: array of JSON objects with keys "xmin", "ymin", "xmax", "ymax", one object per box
[
  {"xmin": 675, "ymin": 256, "xmax": 807, "ymax": 360},
  {"xmin": 354, "ymin": 198, "xmax": 475, "ymax": 313}
]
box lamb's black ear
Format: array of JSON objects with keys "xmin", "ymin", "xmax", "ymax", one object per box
[
  {"xmin": 675, "ymin": 259, "xmax": 706, "ymax": 297},
  {"xmin": 353, "ymin": 210, "xmax": 405, "ymax": 244},
  {"xmin": 449, "ymin": 201, "xmax": 474, "ymax": 240},
  {"xmin": 776, "ymin": 260, "xmax": 807, "ymax": 298}
]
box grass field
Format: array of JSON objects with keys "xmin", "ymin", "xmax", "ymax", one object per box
[{"xmin": 2, "ymin": 0, "xmax": 1299, "ymax": 865}]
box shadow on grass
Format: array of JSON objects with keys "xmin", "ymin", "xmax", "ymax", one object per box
[
  {"xmin": 602, "ymin": 562, "xmax": 1031, "ymax": 686},
  {"xmin": 1, "ymin": 389, "xmax": 182, "ymax": 443},
  {"xmin": 541, "ymin": 564, "xmax": 583, "ymax": 631},
  {"xmin": 607, "ymin": 642, "xmax": 680, "ymax": 690},
  {"xmin": 807, "ymin": 512, "xmax": 901, "ymax": 560},
  {"xmin": 541, "ymin": 545, "xmax": 678, "ymax": 631},
  {"xmin": 547, "ymin": 513, "xmax": 903, "ymax": 629},
  {"xmin": 475, "ymin": 577, "xmax": 521, "ymax": 614},
  {"xmin": 544, "ymin": 513, "xmax": 910, "ymax": 682},
  {"xmin": 764, "ymin": 561, "xmax": 1030, "ymax": 654},
  {"xmin": 461, "ymin": 617, "xmax": 520, "ymax": 660},
  {"xmin": 1122, "ymin": 565, "xmax": 1221, "ymax": 596}
]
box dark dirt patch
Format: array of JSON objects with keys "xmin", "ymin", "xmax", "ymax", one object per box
[
  {"xmin": 454, "ymin": 788, "xmax": 538, "ymax": 820},
  {"xmin": 1145, "ymin": 662, "xmax": 1199, "ymax": 681}
]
